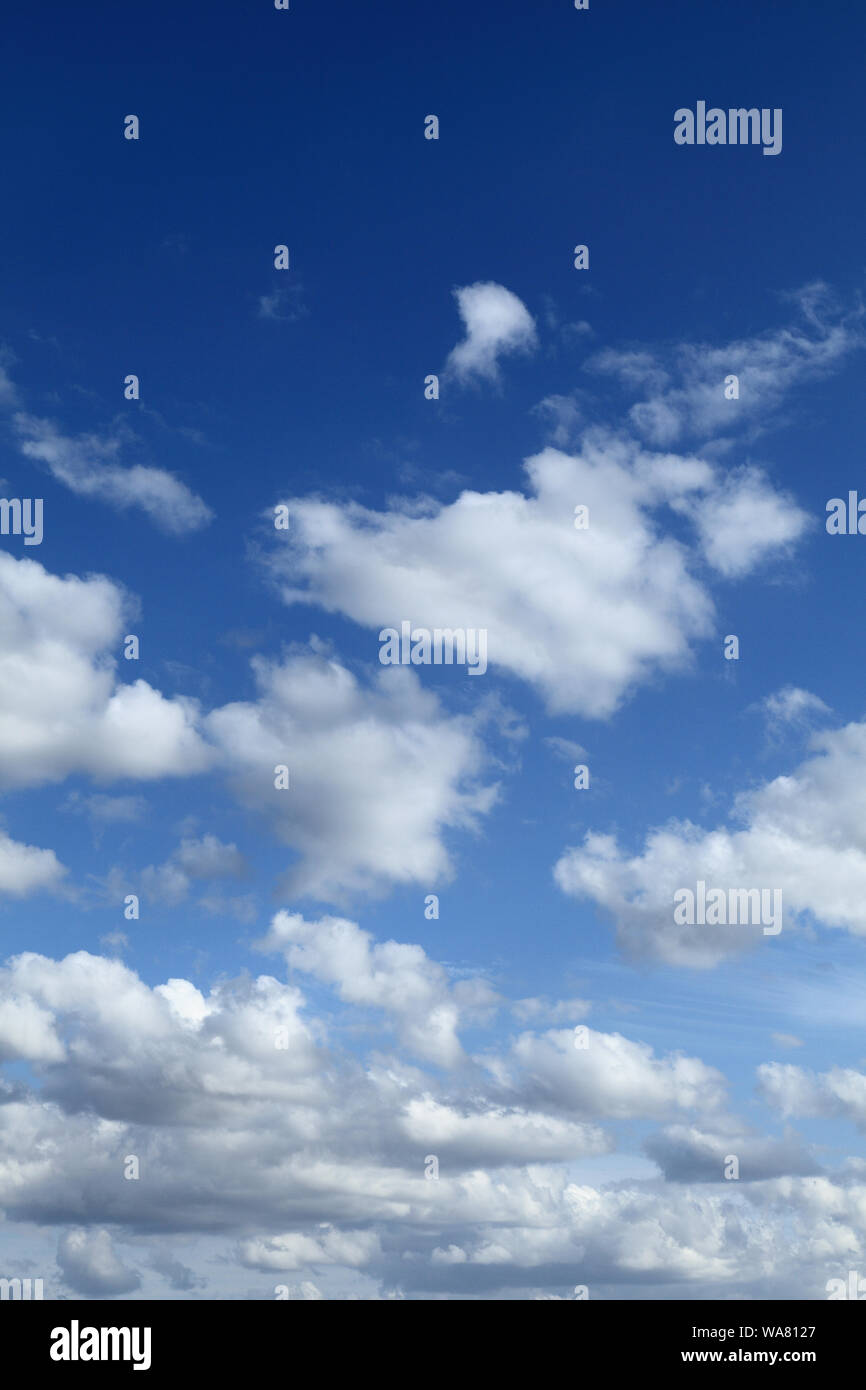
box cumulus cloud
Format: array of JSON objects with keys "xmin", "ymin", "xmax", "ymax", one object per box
[
  {"xmin": 267, "ymin": 435, "xmax": 804, "ymax": 717},
  {"xmin": 398, "ymin": 1096, "xmax": 609, "ymax": 1163},
  {"xmin": 207, "ymin": 650, "xmax": 497, "ymax": 899},
  {"xmin": 670, "ymin": 465, "xmax": 808, "ymax": 577},
  {"xmin": 759, "ymin": 1063, "xmax": 866, "ymax": 1131},
  {"xmin": 0, "ymin": 940, "xmax": 857, "ymax": 1299},
  {"xmin": 13, "ymin": 413, "xmax": 212, "ymax": 534},
  {"xmin": 554, "ymin": 714, "xmax": 866, "ymax": 965},
  {"xmin": 238, "ymin": 1228, "xmax": 381, "ymax": 1271},
  {"xmin": 444, "ymin": 282, "xmax": 537, "ymax": 384},
  {"xmin": 257, "ymin": 911, "xmax": 499, "ymax": 1066},
  {"xmin": 0, "ymin": 553, "xmax": 212, "ymax": 790},
  {"xmin": 0, "ymin": 552, "xmax": 505, "ymax": 903},
  {"xmin": 494, "ymin": 1028, "xmax": 728, "ymax": 1119},
  {"xmin": 644, "ymin": 1123, "xmax": 820, "ymax": 1183}
]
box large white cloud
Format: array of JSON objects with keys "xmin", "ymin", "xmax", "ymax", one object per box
[{"xmin": 267, "ymin": 435, "xmax": 805, "ymax": 717}]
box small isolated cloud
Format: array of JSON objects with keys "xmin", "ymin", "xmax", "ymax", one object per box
[
  {"xmin": 756, "ymin": 687, "xmax": 832, "ymax": 734},
  {"xmin": 444, "ymin": 282, "xmax": 537, "ymax": 384},
  {"xmin": 544, "ymin": 736, "xmax": 587, "ymax": 764},
  {"xmin": 258, "ymin": 282, "xmax": 307, "ymax": 322},
  {"xmin": 140, "ymin": 835, "xmax": 247, "ymax": 906},
  {"xmin": 99, "ymin": 931, "xmax": 130, "ymax": 954}
]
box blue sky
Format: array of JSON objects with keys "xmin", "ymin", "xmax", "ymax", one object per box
[{"xmin": 1, "ymin": 0, "xmax": 866, "ymax": 1300}]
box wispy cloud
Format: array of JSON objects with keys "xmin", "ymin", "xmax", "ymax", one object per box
[{"xmin": 13, "ymin": 413, "xmax": 212, "ymax": 534}]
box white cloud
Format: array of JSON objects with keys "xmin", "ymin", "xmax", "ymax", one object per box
[
  {"xmin": 268, "ymin": 434, "xmax": 804, "ymax": 717},
  {"xmin": 207, "ymin": 650, "xmax": 497, "ymax": 899},
  {"xmin": 555, "ymin": 715, "xmax": 866, "ymax": 965},
  {"xmin": 588, "ymin": 283, "xmax": 863, "ymax": 446},
  {"xmin": 444, "ymin": 282, "xmax": 537, "ymax": 384},
  {"xmin": 497, "ymin": 1028, "xmax": 727, "ymax": 1119},
  {"xmin": 0, "ymin": 553, "xmax": 212, "ymax": 790},
  {"xmin": 399, "ymin": 1096, "xmax": 609, "ymax": 1162},
  {"xmin": 258, "ymin": 283, "xmax": 306, "ymax": 322},
  {"xmin": 671, "ymin": 465, "xmax": 808, "ymax": 577},
  {"xmin": 644, "ymin": 1122, "xmax": 819, "ymax": 1182},
  {"xmin": 258, "ymin": 911, "xmax": 499, "ymax": 1066},
  {"xmin": 0, "ymin": 552, "xmax": 503, "ymax": 904},
  {"xmin": 759, "ymin": 1062, "xmax": 866, "ymax": 1130},
  {"xmin": 13, "ymin": 413, "xmax": 212, "ymax": 534},
  {"xmin": 0, "ymin": 828, "xmax": 66, "ymax": 898},
  {"xmin": 757, "ymin": 686, "xmax": 832, "ymax": 733},
  {"xmin": 0, "ymin": 992, "xmax": 65, "ymax": 1062},
  {"xmin": 0, "ymin": 940, "xmax": 856, "ymax": 1298},
  {"xmin": 238, "ymin": 1228, "xmax": 380, "ymax": 1271}
]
